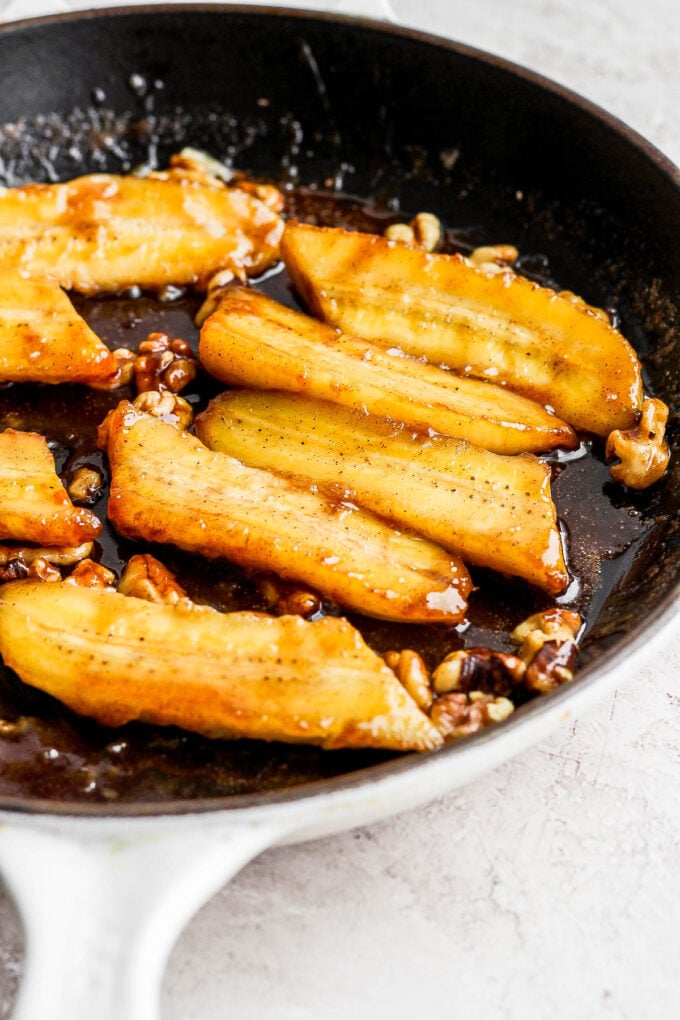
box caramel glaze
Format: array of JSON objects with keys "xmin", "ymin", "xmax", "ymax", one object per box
[{"xmin": 0, "ymin": 188, "xmax": 664, "ymax": 805}]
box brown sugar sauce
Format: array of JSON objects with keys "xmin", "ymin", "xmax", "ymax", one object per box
[{"xmin": 0, "ymin": 188, "xmax": 668, "ymax": 805}]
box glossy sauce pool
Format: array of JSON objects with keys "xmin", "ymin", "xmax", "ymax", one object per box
[{"xmin": 0, "ymin": 189, "xmax": 669, "ymax": 805}]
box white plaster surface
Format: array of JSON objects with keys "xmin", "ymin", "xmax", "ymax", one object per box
[{"xmin": 0, "ymin": 0, "xmax": 679, "ymax": 1017}]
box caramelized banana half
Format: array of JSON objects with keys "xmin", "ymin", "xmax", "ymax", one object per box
[
  {"xmin": 0, "ymin": 429, "xmax": 102, "ymax": 546},
  {"xmin": 199, "ymin": 287, "xmax": 576, "ymax": 455},
  {"xmin": 281, "ymin": 222, "xmax": 644, "ymax": 436},
  {"xmin": 196, "ymin": 391, "xmax": 569, "ymax": 594},
  {"xmin": 0, "ymin": 581, "xmax": 442, "ymax": 751},
  {"xmin": 0, "ymin": 162, "xmax": 283, "ymax": 294},
  {"xmin": 99, "ymin": 401, "xmax": 471, "ymax": 623},
  {"xmin": 0, "ymin": 272, "xmax": 116, "ymax": 384}
]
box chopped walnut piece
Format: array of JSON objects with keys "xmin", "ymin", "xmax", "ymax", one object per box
[
  {"xmin": 132, "ymin": 390, "xmax": 194, "ymax": 430},
  {"xmin": 0, "ymin": 559, "xmax": 29, "ymax": 583},
  {"xmin": 133, "ymin": 332, "xmax": 198, "ymax": 395},
  {"xmin": 384, "ymin": 649, "xmax": 433, "ymax": 711},
  {"xmin": 28, "ymin": 558, "xmax": 61, "ymax": 582},
  {"xmin": 0, "ymin": 541, "xmax": 94, "ymax": 567},
  {"xmin": 430, "ymin": 691, "xmax": 514, "ymax": 740},
  {"xmin": 67, "ymin": 467, "xmax": 103, "ymax": 505},
  {"xmin": 524, "ymin": 640, "xmax": 579, "ymax": 694},
  {"xmin": 513, "ymin": 608, "xmax": 581, "ymax": 655},
  {"xmin": 467, "ymin": 243, "xmax": 519, "ymax": 274},
  {"xmin": 411, "ymin": 213, "xmax": 442, "ymax": 252},
  {"xmin": 432, "ymin": 647, "xmax": 526, "ymax": 697},
  {"xmin": 384, "ymin": 222, "xmax": 415, "ymax": 244},
  {"xmin": 605, "ymin": 396, "xmax": 670, "ymax": 490},
  {"xmin": 512, "ymin": 608, "xmax": 582, "ymax": 694},
  {"xmin": 0, "ymin": 556, "xmax": 61, "ymax": 583},
  {"xmin": 276, "ymin": 588, "xmax": 322, "ymax": 618},
  {"xmin": 470, "ymin": 243, "xmax": 519, "ymax": 264},
  {"xmin": 98, "ymin": 395, "xmax": 195, "ymax": 454},
  {"xmin": 118, "ymin": 554, "xmax": 192, "ymax": 607},
  {"xmin": 385, "ymin": 212, "xmax": 441, "ymax": 252},
  {"xmin": 65, "ymin": 559, "xmax": 117, "ymax": 589},
  {"xmin": 1, "ymin": 557, "xmax": 60, "ymax": 584},
  {"xmin": 90, "ymin": 347, "xmax": 136, "ymax": 390},
  {"xmin": 256, "ymin": 573, "xmax": 322, "ymax": 619}
]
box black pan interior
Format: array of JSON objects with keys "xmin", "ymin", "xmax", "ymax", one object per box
[{"xmin": 0, "ymin": 5, "xmax": 679, "ymax": 813}]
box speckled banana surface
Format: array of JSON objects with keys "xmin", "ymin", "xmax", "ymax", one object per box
[
  {"xmin": 196, "ymin": 390, "xmax": 568, "ymax": 594},
  {"xmin": 0, "ymin": 272, "xmax": 116, "ymax": 384},
  {"xmin": 0, "ymin": 429, "xmax": 101, "ymax": 545},
  {"xmin": 281, "ymin": 222, "xmax": 644, "ymax": 436},
  {"xmin": 99, "ymin": 401, "xmax": 471, "ymax": 623},
  {"xmin": 0, "ymin": 580, "xmax": 442, "ymax": 751},
  {"xmin": 199, "ymin": 287, "xmax": 576, "ymax": 455},
  {"xmin": 0, "ymin": 159, "xmax": 283, "ymax": 294}
]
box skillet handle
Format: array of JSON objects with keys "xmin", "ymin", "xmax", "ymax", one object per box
[{"xmin": 0, "ymin": 816, "xmax": 287, "ymax": 1020}]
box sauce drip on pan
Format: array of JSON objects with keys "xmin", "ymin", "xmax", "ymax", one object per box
[{"xmin": 0, "ymin": 189, "xmax": 664, "ymax": 805}]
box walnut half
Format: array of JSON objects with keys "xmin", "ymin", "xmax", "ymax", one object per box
[
  {"xmin": 132, "ymin": 390, "xmax": 194, "ymax": 430},
  {"xmin": 133, "ymin": 332, "xmax": 198, "ymax": 395},
  {"xmin": 384, "ymin": 649, "xmax": 433, "ymax": 712},
  {"xmin": 466, "ymin": 243, "xmax": 519, "ymax": 274},
  {"xmin": 605, "ymin": 397, "xmax": 670, "ymax": 489},
  {"xmin": 430, "ymin": 691, "xmax": 514, "ymax": 740},
  {"xmin": 385, "ymin": 212, "xmax": 442, "ymax": 251},
  {"xmin": 255, "ymin": 573, "xmax": 322, "ymax": 620},
  {"xmin": 512, "ymin": 608, "xmax": 581, "ymax": 694},
  {"xmin": 0, "ymin": 557, "xmax": 60, "ymax": 584},
  {"xmin": 64, "ymin": 560, "xmax": 117, "ymax": 589},
  {"xmin": 432, "ymin": 647, "xmax": 526, "ymax": 698}
]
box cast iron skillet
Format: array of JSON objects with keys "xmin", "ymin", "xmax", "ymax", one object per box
[
  {"xmin": 0, "ymin": 5, "xmax": 678, "ymax": 1017},
  {"xmin": 0, "ymin": 4, "xmax": 679, "ymax": 816}
]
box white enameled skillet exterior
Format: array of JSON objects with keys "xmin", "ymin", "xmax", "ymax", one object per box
[{"xmin": 0, "ymin": 2, "xmax": 678, "ymax": 1017}]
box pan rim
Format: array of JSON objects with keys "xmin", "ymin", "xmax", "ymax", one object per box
[{"xmin": 0, "ymin": 2, "xmax": 678, "ymax": 820}]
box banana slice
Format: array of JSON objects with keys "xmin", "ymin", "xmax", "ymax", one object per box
[
  {"xmin": 0, "ymin": 162, "xmax": 283, "ymax": 294},
  {"xmin": 0, "ymin": 429, "xmax": 101, "ymax": 546},
  {"xmin": 199, "ymin": 287, "xmax": 576, "ymax": 455},
  {"xmin": 281, "ymin": 222, "xmax": 644, "ymax": 436},
  {"xmin": 196, "ymin": 390, "xmax": 569, "ymax": 594},
  {"xmin": 0, "ymin": 272, "xmax": 116, "ymax": 385},
  {"xmin": 99, "ymin": 401, "xmax": 471, "ymax": 623},
  {"xmin": 0, "ymin": 580, "xmax": 442, "ymax": 751}
]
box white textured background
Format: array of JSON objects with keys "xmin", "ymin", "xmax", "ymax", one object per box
[{"xmin": 1, "ymin": 1, "xmax": 679, "ymax": 1018}]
